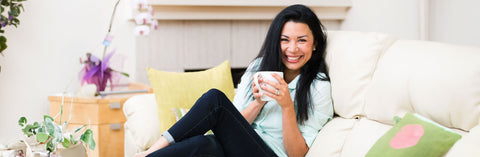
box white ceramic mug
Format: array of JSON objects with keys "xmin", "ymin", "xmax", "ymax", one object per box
[{"xmin": 253, "ymin": 71, "xmax": 284, "ymax": 101}]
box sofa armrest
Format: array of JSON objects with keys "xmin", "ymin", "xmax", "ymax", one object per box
[
  {"xmin": 123, "ymin": 94, "xmax": 161, "ymax": 157},
  {"xmin": 445, "ymin": 124, "xmax": 480, "ymax": 157}
]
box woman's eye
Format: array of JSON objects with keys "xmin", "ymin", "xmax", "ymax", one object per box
[
  {"xmin": 298, "ymin": 39, "xmax": 307, "ymax": 42},
  {"xmin": 280, "ymin": 38, "xmax": 289, "ymax": 42}
]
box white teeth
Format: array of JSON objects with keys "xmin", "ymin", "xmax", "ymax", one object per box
[{"xmin": 287, "ymin": 56, "xmax": 301, "ymax": 61}]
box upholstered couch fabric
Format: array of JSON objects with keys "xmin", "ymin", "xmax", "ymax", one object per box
[{"xmin": 123, "ymin": 31, "xmax": 480, "ymax": 157}]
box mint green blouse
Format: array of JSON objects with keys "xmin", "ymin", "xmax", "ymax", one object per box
[{"xmin": 232, "ymin": 59, "xmax": 334, "ymax": 157}]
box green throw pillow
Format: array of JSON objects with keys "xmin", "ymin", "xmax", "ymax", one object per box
[{"xmin": 366, "ymin": 113, "xmax": 462, "ymax": 157}]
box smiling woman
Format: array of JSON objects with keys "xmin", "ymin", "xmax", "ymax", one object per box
[
  {"xmin": 280, "ymin": 22, "xmax": 316, "ymax": 83},
  {"xmin": 135, "ymin": 4, "xmax": 333, "ymax": 157}
]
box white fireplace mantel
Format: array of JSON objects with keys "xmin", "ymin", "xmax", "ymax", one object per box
[{"xmin": 148, "ymin": 0, "xmax": 352, "ymax": 20}]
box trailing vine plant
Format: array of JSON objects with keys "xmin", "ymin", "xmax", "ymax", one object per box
[{"xmin": 0, "ymin": 0, "xmax": 27, "ymax": 72}]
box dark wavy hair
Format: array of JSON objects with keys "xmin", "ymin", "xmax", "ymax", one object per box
[{"xmin": 255, "ymin": 4, "xmax": 329, "ymax": 124}]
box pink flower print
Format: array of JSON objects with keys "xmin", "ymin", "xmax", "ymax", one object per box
[{"xmin": 390, "ymin": 124, "xmax": 424, "ymax": 149}]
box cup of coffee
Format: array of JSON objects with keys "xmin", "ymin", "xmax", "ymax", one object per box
[{"xmin": 253, "ymin": 71, "xmax": 284, "ymax": 101}]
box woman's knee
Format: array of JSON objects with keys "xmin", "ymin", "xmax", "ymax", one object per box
[
  {"xmin": 206, "ymin": 88, "xmax": 223, "ymax": 96},
  {"xmin": 204, "ymin": 89, "xmax": 228, "ymax": 101}
]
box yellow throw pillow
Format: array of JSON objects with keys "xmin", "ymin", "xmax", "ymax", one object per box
[{"xmin": 147, "ymin": 60, "xmax": 235, "ymax": 132}]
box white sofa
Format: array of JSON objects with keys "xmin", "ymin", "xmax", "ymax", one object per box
[{"xmin": 123, "ymin": 31, "xmax": 480, "ymax": 157}]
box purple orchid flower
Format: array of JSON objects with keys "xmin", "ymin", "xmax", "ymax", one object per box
[{"xmin": 79, "ymin": 50, "xmax": 120, "ymax": 93}]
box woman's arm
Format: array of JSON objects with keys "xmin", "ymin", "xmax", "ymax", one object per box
[
  {"xmin": 262, "ymin": 73, "xmax": 309, "ymax": 156},
  {"xmin": 240, "ymin": 100, "xmax": 264, "ymax": 124},
  {"xmin": 282, "ymin": 105, "xmax": 309, "ymax": 157},
  {"xmin": 240, "ymin": 80, "xmax": 266, "ymax": 124}
]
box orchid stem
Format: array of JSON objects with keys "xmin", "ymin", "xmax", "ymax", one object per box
[{"xmin": 103, "ymin": 0, "xmax": 121, "ymax": 58}]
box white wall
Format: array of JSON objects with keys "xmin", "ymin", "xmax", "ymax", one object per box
[
  {"xmin": 340, "ymin": 0, "xmax": 421, "ymax": 40},
  {"xmin": 341, "ymin": 0, "xmax": 480, "ymax": 47},
  {"xmin": 0, "ymin": 0, "xmax": 136, "ymax": 144},
  {"xmin": 430, "ymin": 0, "xmax": 480, "ymax": 47}
]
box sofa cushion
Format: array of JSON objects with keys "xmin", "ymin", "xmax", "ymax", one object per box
[
  {"xmin": 364, "ymin": 40, "xmax": 480, "ymax": 130},
  {"xmin": 306, "ymin": 117, "xmax": 357, "ymax": 157},
  {"xmin": 123, "ymin": 93, "xmax": 160, "ymax": 155},
  {"xmin": 445, "ymin": 124, "xmax": 480, "ymax": 157},
  {"xmin": 147, "ymin": 60, "xmax": 235, "ymax": 132},
  {"xmin": 325, "ymin": 31, "xmax": 396, "ymax": 118},
  {"xmin": 366, "ymin": 113, "xmax": 462, "ymax": 157},
  {"xmin": 338, "ymin": 118, "xmax": 392, "ymax": 157}
]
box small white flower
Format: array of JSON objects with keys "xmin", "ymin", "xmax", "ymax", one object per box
[
  {"xmin": 151, "ymin": 20, "xmax": 159, "ymax": 30},
  {"xmin": 132, "ymin": 0, "xmax": 148, "ymax": 10},
  {"xmin": 135, "ymin": 13, "xmax": 152, "ymax": 25},
  {"xmin": 148, "ymin": 6, "xmax": 154, "ymax": 15},
  {"xmin": 134, "ymin": 25, "xmax": 150, "ymax": 36}
]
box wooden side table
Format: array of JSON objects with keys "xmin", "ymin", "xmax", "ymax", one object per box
[
  {"xmin": 49, "ymin": 96, "xmax": 129, "ymax": 157},
  {"xmin": 48, "ymin": 83, "xmax": 151, "ymax": 157}
]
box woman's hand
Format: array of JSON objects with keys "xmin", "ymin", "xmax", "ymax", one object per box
[
  {"xmin": 134, "ymin": 151, "xmax": 150, "ymax": 157},
  {"xmin": 252, "ymin": 76, "xmax": 267, "ymax": 105},
  {"xmin": 239, "ymin": 76, "xmax": 268, "ymax": 124},
  {"xmin": 260, "ymin": 73, "xmax": 293, "ymax": 109}
]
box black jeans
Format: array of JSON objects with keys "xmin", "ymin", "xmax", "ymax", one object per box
[{"xmin": 147, "ymin": 89, "xmax": 278, "ymax": 157}]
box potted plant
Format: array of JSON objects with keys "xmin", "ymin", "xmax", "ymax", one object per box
[
  {"xmin": 17, "ymin": 115, "xmax": 95, "ymax": 156},
  {"xmin": 16, "ymin": 93, "xmax": 95, "ymax": 156}
]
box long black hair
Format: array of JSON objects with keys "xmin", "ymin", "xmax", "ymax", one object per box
[{"xmin": 255, "ymin": 4, "xmax": 329, "ymax": 124}]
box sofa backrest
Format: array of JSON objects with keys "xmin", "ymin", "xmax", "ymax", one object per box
[{"xmin": 326, "ymin": 31, "xmax": 480, "ymax": 131}]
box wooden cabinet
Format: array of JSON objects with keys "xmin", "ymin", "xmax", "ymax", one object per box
[{"xmin": 48, "ymin": 96, "xmax": 129, "ymax": 157}]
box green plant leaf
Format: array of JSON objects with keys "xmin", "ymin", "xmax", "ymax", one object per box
[
  {"xmin": 74, "ymin": 125, "xmax": 86, "ymax": 133},
  {"xmin": 13, "ymin": 18, "xmax": 19, "ymax": 24},
  {"xmin": 62, "ymin": 137, "xmax": 70, "ymax": 148},
  {"xmin": 32, "ymin": 122, "xmax": 40, "ymax": 134},
  {"xmin": 51, "ymin": 124, "xmax": 63, "ymax": 143},
  {"xmin": 46, "ymin": 140, "xmax": 55, "ymax": 152},
  {"xmin": 33, "ymin": 122, "xmax": 40, "ymax": 128},
  {"xmin": 44, "ymin": 120, "xmax": 55, "ymax": 135},
  {"xmin": 38, "ymin": 126, "xmax": 46, "ymax": 133},
  {"xmin": 36, "ymin": 132, "xmax": 49, "ymax": 142},
  {"xmin": 0, "ymin": 36, "xmax": 6, "ymax": 53},
  {"xmin": 120, "ymin": 72, "xmax": 130, "ymax": 77},
  {"xmin": 80, "ymin": 129, "xmax": 95, "ymax": 150},
  {"xmin": 1, "ymin": 0, "xmax": 9, "ymax": 6},
  {"xmin": 22, "ymin": 127, "xmax": 33, "ymax": 137},
  {"xmin": 18, "ymin": 117, "xmax": 27, "ymax": 127},
  {"xmin": 393, "ymin": 116, "xmax": 401, "ymax": 124},
  {"xmin": 70, "ymin": 134, "xmax": 77, "ymax": 145},
  {"xmin": 44, "ymin": 115, "xmax": 54, "ymax": 122}
]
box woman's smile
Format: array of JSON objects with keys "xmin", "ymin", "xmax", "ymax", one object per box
[
  {"xmin": 280, "ymin": 21, "xmax": 315, "ymax": 74},
  {"xmin": 284, "ymin": 55, "xmax": 303, "ymax": 63}
]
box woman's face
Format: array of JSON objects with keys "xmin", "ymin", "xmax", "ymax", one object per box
[{"xmin": 280, "ymin": 21, "xmax": 315, "ymax": 74}]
